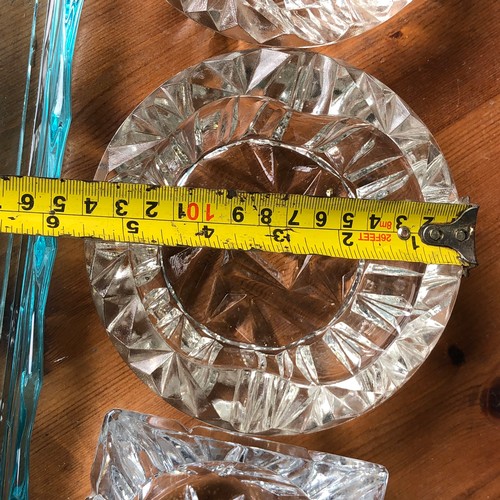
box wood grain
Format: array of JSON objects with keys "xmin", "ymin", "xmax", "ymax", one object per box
[{"xmin": 30, "ymin": 0, "xmax": 500, "ymax": 498}]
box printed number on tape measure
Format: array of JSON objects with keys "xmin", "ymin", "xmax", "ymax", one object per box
[{"xmin": 0, "ymin": 176, "xmax": 478, "ymax": 268}]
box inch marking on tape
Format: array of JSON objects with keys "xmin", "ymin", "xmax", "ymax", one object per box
[{"xmin": 0, "ymin": 176, "xmax": 478, "ymax": 267}]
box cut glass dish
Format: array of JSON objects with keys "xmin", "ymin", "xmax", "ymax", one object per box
[
  {"xmin": 86, "ymin": 49, "xmax": 462, "ymax": 435},
  {"xmin": 0, "ymin": 0, "xmax": 83, "ymax": 497},
  {"xmin": 166, "ymin": 0, "xmax": 412, "ymax": 46},
  {"xmin": 88, "ymin": 409, "xmax": 389, "ymax": 499}
]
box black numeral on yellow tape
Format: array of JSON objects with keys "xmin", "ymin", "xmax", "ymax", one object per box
[
  {"xmin": 315, "ymin": 211, "xmax": 327, "ymax": 227},
  {"xmin": 342, "ymin": 212, "xmax": 354, "ymax": 228},
  {"xmin": 46, "ymin": 215, "xmax": 59, "ymax": 229},
  {"xmin": 127, "ymin": 220, "xmax": 139, "ymax": 234},
  {"xmin": 342, "ymin": 231, "xmax": 353, "ymax": 246},
  {"xmin": 272, "ymin": 228, "xmax": 291, "ymax": 243},
  {"xmin": 53, "ymin": 195, "xmax": 66, "ymax": 212},
  {"xmin": 396, "ymin": 214, "xmax": 407, "ymax": 229},
  {"xmin": 178, "ymin": 203, "xmax": 186, "ymax": 219},
  {"xmin": 370, "ymin": 213, "xmax": 392, "ymax": 230},
  {"xmin": 85, "ymin": 198, "xmax": 98, "ymax": 214},
  {"xmin": 260, "ymin": 208, "xmax": 272, "ymax": 225},
  {"xmin": 369, "ymin": 213, "xmax": 381, "ymax": 229},
  {"xmin": 20, "ymin": 193, "xmax": 34, "ymax": 211},
  {"xmin": 198, "ymin": 225, "xmax": 214, "ymax": 238},
  {"xmin": 115, "ymin": 199, "xmax": 128, "ymax": 216},
  {"xmin": 288, "ymin": 209, "xmax": 300, "ymax": 226},
  {"xmin": 232, "ymin": 206, "xmax": 244, "ymax": 223},
  {"xmin": 145, "ymin": 201, "xmax": 158, "ymax": 218}
]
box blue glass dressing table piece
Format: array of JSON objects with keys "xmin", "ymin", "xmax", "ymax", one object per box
[{"xmin": 0, "ymin": 1, "xmax": 83, "ymax": 497}]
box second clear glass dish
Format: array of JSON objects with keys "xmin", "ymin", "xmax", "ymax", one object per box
[
  {"xmin": 167, "ymin": 0, "xmax": 412, "ymax": 46},
  {"xmin": 88, "ymin": 409, "xmax": 388, "ymax": 499}
]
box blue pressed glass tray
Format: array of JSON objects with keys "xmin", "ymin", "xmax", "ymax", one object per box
[{"xmin": 0, "ymin": 1, "xmax": 83, "ymax": 497}]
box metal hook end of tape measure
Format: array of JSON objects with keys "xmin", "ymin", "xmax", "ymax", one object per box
[{"xmin": 419, "ymin": 205, "xmax": 479, "ymax": 274}]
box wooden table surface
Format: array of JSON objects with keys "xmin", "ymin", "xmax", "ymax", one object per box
[{"xmin": 30, "ymin": 0, "xmax": 499, "ymax": 498}]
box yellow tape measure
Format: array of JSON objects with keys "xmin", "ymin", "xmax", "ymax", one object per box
[{"xmin": 0, "ymin": 176, "xmax": 478, "ymax": 267}]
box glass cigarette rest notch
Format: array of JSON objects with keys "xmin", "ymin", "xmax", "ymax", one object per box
[
  {"xmin": 86, "ymin": 49, "xmax": 463, "ymax": 436},
  {"xmin": 0, "ymin": 0, "xmax": 83, "ymax": 497}
]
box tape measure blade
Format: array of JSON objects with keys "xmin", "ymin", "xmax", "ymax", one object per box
[{"xmin": 0, "ymin": 176, "xmax": 474, "ymax": 267}]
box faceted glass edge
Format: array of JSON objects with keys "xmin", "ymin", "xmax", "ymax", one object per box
[
  {"xmin": 0, "ymin": 1, "xmax": 83, "ymax": 497},
  {"xmin": 86, "ymin": 49, "xmax": 462, "ymax": 434},
  {"xmin": 167, "ymin": 0, "xmax": 412, "ymax": 46},
  {"xmin": 88, "ymin": 409, "xmax": 389, "ymax": 499}
]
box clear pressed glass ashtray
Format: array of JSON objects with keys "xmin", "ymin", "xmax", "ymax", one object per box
[
  {"xmin": 86, "ymin": 49, "xmax": 462, "ymax": 435},
  {"xmin": 166, "ymin": 0, "xmax": 412, "ymax": 46},
  {"xmin": 88, "ymin": 409, "xmax": 388, "ymax": 499}
]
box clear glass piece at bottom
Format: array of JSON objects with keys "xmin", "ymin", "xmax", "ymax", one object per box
[{"xmin": 88, "ymin": 409, "xmax": 388, "ymax": 500}]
